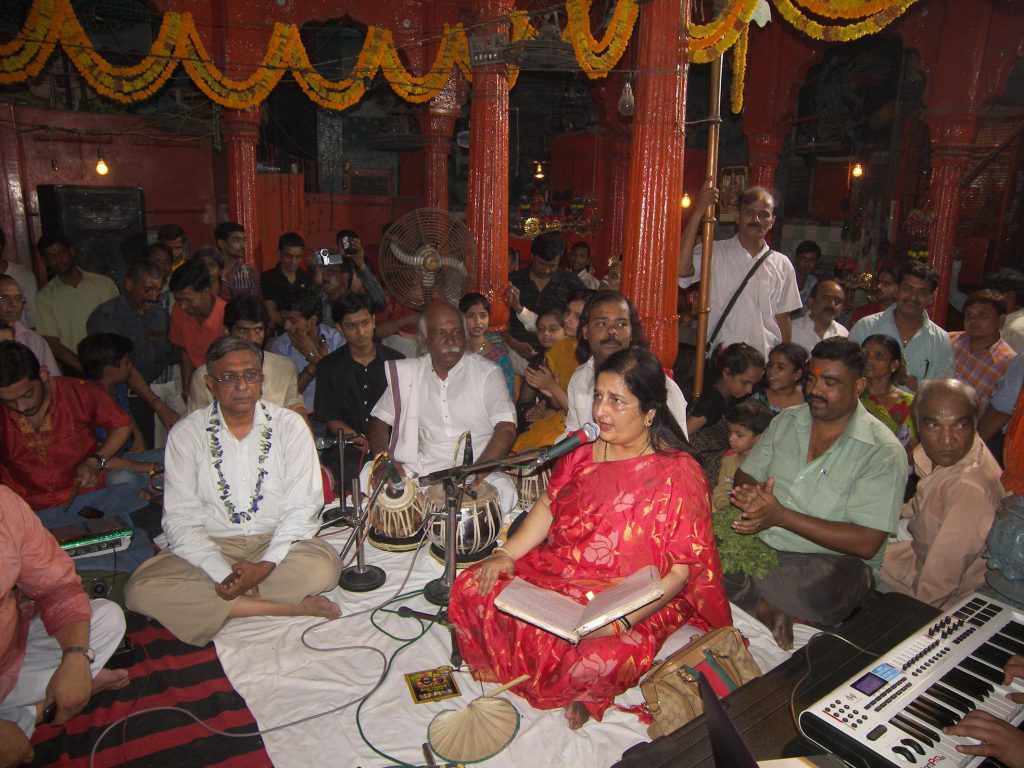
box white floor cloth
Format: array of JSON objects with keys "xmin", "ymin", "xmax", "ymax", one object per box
[{"xmin": 212, "ymin": 524, "xmax": 817, "ymax": 768}]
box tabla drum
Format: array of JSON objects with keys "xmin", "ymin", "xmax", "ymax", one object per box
[
  {"xmin": 425, "ymin": 482, "xmax": 502, "ymax": 567},
  {"xmin": 510, "ymin": 464, "xmax": 551, "ymax": 513},
  {"xmin": 367, "ymin": 481, "xmax": 427, "ymax": 551}
]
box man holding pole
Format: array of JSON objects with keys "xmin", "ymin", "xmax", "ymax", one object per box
[{"xmin": 679, "ymin": 184, "xmax": 802, "ymax": 359}]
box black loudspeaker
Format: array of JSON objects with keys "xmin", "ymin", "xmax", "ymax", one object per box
[
  {"xmin": 79, "ymin": 570, "xmax": 130, "ymax": 609},
  {"xmin": 37, "ymin": 185, "xmax": 147, "ymax": 286}
]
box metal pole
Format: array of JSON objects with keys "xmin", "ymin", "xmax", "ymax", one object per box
[{"xmin": 692, "ymin": 54, "xmax": 724, "ymax": 399}]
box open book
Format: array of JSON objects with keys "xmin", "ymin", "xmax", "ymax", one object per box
[{"xmin": 494, "ymin": 564, "xmax": 664, "ymax": 644}]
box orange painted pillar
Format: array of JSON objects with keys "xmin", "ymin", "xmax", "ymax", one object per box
[
  {"xmin": 925, "ymin": 115, "xmax": 976, "ymax": 327},
  {"xmin": 747, "ymin": 130, "xmax": 785, "ymax": 191},
  {"xmin": 223, "ymin": 108, "xmax": 261, "ymax": 267},
  {"xmin": 599, "ymin": 131, "xmax": 631, "ymax": 269},
  {"xmin": 466, "ymin": 0, "xmax": 513, "ymax": 326},
  {"xmin": 620, "ymin": 0, "xmax": 688, "ymax": 366}
]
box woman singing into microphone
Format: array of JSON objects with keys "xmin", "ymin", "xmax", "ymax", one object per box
[{"xmin": 448, "ymin": 347, "xmax": 731, "ymax": 729}]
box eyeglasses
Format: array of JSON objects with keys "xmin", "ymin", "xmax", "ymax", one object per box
[
  {"xmin": 212, "ymin": 370, "xmax": 263, "ymax": 386},
  {"xmin": 0, "ymin": 294, "xmax": 24, "ymax": 305},
  {"xmin": 429, "ymin": 328, "xmax": 465, "ymax": 342}
]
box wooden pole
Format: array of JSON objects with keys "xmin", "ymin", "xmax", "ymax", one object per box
[{"xmin": 691, "ymin": 54, "xmax": 723, "ymax": 399}]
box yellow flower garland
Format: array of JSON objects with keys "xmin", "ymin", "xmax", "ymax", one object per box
[{"xmin": 0, "ymin": 0, "xmax": 919, "ymax": 114}]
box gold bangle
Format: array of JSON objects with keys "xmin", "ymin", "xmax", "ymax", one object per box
[{"xmin": 492, "ymin": 546, "xmax": 515, "ymax": 561}]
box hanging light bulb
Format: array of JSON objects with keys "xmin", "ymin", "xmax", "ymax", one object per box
[
  {"xmin": 681, "ymin": 191, "xmax": 692, "ymax": 208},
  {"xmin": 533, "ymin": 162, "xmax": 545, "ymax": 180},
  {"xmin": 95, "ymin": 150, "xmax": 109, "ymax": 176},
  {"xmin": 851, "ymin": 162, "xmax": 864, "ymax": 178},
  {"xmin": 617, "ymin": 75, "xmax": 635, "ymax": 117}
]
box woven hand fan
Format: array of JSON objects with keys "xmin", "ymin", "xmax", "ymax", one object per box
[{"xmin": 426, "ymin": 674, "xmax": 529, "ymax": 763}]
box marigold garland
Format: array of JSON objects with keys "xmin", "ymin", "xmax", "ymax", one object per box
[{"xmin": 0, "ymin": 0, "xmax": 919, "ymax": 115}]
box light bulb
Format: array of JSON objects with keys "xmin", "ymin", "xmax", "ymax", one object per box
[
  {"xmin": 617, "ymin": 77, "xmax": 635, "ymax": 117},
  {"xmin": 681, "ymin": 192, "xmax": 691, "ymax": 208},
  {"xmin": 851, "ymin": 162, "xmax": 864, "ymax": 178},
  {"xmin": 96, "ymin": 153, "xmax": 108, "ymax": 176},
  {"xmin": 534, "ymin": 162, "xmax": 544, "ymax": 180}
]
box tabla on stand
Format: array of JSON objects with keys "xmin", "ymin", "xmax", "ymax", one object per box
[
  {"xmin": 510, "ymin": 462, "xmax": 551, "ymax": 513},
  {"xmin": 366, "ymin": 481, "xmax": 427, "ymax": 551},
  {"xmin": 425, "ymin": 481, "xmax": 502, "ymax": 567}
]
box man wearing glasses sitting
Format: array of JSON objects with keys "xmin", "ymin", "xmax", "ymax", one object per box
[{"xmin": 125, "ymin": 336, "xmax": 342, "ymax": 646}]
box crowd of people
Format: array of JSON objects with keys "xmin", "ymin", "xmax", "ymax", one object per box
[{"xmin": 1, "ymin": 183, "xmax": 1023, "ymax": 766}]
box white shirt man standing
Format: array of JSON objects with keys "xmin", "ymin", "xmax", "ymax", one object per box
[{"xmin": 679, "ymin": 185, "xmax": 802, "ymax": 358}]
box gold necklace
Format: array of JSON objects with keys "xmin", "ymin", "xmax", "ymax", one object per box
[{"xmin": 602, "ymin": 437, "xmax": 651, "ymax": 462}]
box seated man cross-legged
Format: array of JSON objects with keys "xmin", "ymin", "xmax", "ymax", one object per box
[
  {"xmin": 728, "ymin": 337, "xmax": 907, "ymax": 649},
  {"xmin": 126, "ymin": 337, "xmax": 342, "ymax": 646}
]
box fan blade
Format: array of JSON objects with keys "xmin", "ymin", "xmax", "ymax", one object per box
[
  {"xmin": 389, "ymin": 241, "xmax": 425, "ymax": 267},
  {"xmin": 437, "ymin": 256, "xmax": 468, "ymax": 276}
]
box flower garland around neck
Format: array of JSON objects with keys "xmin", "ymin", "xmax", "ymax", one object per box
[{"xmin": 208, "ymin": 401, "xmax": 273, "ymax": 525}]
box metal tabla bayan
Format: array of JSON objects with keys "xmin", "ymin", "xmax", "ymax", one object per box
[{"xmin": 425, "ymin": 481, "xmax": 502, "ymax": 567}]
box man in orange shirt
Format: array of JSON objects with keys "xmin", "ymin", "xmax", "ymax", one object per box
[{"xmin": 168, "ymin": 259, "xmax": 225, "ymax": 402}]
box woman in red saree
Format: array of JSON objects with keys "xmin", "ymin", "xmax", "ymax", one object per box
[{"xmin": 449, "ymin": 347, "xmax": 731, "ymax": 729}]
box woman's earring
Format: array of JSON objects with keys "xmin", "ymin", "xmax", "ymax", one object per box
[{"xmin": 644, "ymin": 415, "xmax": 654, "ymax": 427}]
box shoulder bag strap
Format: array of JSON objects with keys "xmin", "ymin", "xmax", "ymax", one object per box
[
  {"xmin": 387, "ymin": 358, "xmax": 401, "ymax": 454},
  {"xmin": 705, "ymin": 249, "xmax": 773, "ymax": 355}
]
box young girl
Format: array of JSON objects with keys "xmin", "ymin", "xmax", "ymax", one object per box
[
  {"xmin": 861, "ymin": 333, "xmax": 917, "ymax": 452},
  {"xmin": 513, "ymin": 307, "xmax": 573, "ymax": 450},
  {"xmin": 753, "ymin": 342, "xmax": 808, "ymax": 415},
  {"xmin": 459, "ymin": 292, "xmax": 515, "ymax": 396},
  {"xmin": 686, "ymin": 342, "xmax": 766, "ymax": 487}
]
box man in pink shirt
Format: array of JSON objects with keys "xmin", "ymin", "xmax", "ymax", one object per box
[{"xmin": 0, "ymin": 486, "xmax": 126, "ymax": 762}]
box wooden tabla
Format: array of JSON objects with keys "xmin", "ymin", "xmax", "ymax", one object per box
[
  {"xmin": 425, "ymin": 482, "xmax": 502, "ymax": 567},
  {"xmin": 366, "ymin": 481, "xmax": 427, "ymax": 551},
  {"xmin": 510, "ymin": 464, "xmax": 551, "ymax": 513}
]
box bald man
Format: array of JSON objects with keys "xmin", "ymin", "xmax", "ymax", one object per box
[{"xmin": 881, "ymin": 379, "xmax": 1004, "ymax": 609}]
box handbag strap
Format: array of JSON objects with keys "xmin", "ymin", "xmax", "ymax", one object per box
[
  {"xmin": 387, "ymin": 358, "xmax": 401, "ymax": 454},
  {"xmin": 706, "ymin": 248, "xmax": 773, "ymax": 355}
]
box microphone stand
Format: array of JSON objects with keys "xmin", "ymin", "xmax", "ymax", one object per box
[
  {"xmin": 339, "ymin": 476, "xmax": 386, "ymax": 592},
  {"xmin": 398, "ymin": 444, "xmax": 559, "ymax": 667}
]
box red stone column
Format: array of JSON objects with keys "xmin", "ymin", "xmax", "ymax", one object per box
[
  {"xmin": 925, "ymin": 116, "xmax": 976, "ymax": 327},
  {"xmin": 223, "ymin": 108, "xmax": 261, "ymax": 266},
  {"xmin": 420, "ymin": 76, "xmax": 461, "ymax": 211},
  {"xmin": 598, "ymin": 131, "xmax": 631, "ymax": 270},
  {"xmin": 466, "ymin": 0, "xmax": 513, "ymax": 326},
  {"xmin": 621, "ymin": 0, "xmax": 688, "ymax": 366},
  {"xmin": 747, "ymin": 130, "xmax": 785, "ymax": 191}
]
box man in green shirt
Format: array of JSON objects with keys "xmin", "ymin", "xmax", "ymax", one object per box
[{"xmin": 728, "ymin": 337, "xmax": 907, "ymax": 650}]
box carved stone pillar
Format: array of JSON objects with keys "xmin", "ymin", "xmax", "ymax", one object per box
[
  {"xmin": 925, "ymin": 116, "xmax": 976, "ymax": 327},
  {"xmin": 466, "ymin": 0, "xmax": 513, "ymax": 326},
  {"xmin": 420, "ymin": 76, "xmax": 461, "ymax": 211},
  {"xmin": 747, "ymin": 130, "xmax": 785, "ymax": 191},
  {"xmin": 621, "ymin": 0, "xmax": 688, "ymax": 366},
  {"xmin": 598, "ymin": 131, "xmax": 631, "ymax": 270},
  {"xmin": 222, "ymin": 107, "xmax": 260, "ymax": 265}
]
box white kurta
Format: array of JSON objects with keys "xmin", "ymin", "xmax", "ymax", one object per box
[{"xmin": 789, "ymin": 313, "xmax": 849, "ymax": 356}]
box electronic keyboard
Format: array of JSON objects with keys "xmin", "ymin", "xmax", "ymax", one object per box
[{"xmin": 799, "ymin": 593, "xmax": 1024, "ymax": 767}]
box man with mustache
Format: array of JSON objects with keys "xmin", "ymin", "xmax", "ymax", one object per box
[
  {"xmin": 789, "ymin": 279, "xmax": 849, "ymax": 356},
  {"xmin": 881, "ymin": 379, "xmax": 1003, "ymax": 609},
  {"xmin": 849, "ymin": 263, "xmax": 953, "ymax": 390},
  {"xmin": 678, "ymin": 184, "xmax": 802, "ymax": 358},
  {"xmin": 564, "ymin": 290, "xmax": 688, "ymax": 436},
  {"xmin": 727, "ymin": 338, "xmax": 906, "ymax": 650},
  {"xmin": 366, "ymin": 303, "xmax": 519, "ymax": 520}
]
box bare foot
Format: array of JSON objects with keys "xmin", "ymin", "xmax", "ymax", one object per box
[
  {"xmin": 92, "ymin": 668, "xmax": 130, "ymax": 694},
  {"xmin": 564, "ymin": 701, "xmax": 591, "ymax": 730},
  {"xmin": 298, "ymin": 595, "xmax": 342, "ymax": 620},
  {"xmin": 755, "ymin": 598, "xmax": 794, "ymax": 650}
]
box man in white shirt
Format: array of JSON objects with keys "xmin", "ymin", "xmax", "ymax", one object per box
[
  {"xmin": 0, "ymin": 227, "xmax": 38, "ymax": 328},
  {"xmin": 565, "ymin": 291, "xmax": 688, "ymax": 437},
  {"xmin": 366, "ymin": 303, "xmax": 519, "ymax": 517},
  {"xmin": 790, "ymin": 279, "xmax": 849, "ymax": 355},
  {"xmin": 982, "ymin": 268, "xmax": 1024, "ymax": 354},
  {"xmin": 125, "ymin": 337, "xmax": 341, "ymax": 646},
  {"xmin": 678, "ymin": 185, "xmax": 802, "ymax": 358}
]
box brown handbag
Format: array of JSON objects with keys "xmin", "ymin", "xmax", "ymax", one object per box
[{"xmin": 639, "ymin": 626, "xmax": 762, "ymax": 738}]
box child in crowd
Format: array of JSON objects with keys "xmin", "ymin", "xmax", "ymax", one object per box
[
  {"xmin": 77, "ymin": 333, "xmax": 163, "ymax": 488},
  {"xmin": 686, "ymin": 342, "xmax": 766, "ymax": 436},
  {"xmin": 513, "ymin": 307, "xmax": 573, "ymax": 450},
  {"xmin": 712, "ymin": 399, "xmax": 773, "ymax": 512},
  {"xmin": 753, "ymin": 342, "xmax": 808, "ymax": 415}
]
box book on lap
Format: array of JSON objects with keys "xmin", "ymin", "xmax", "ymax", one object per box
[{"xmin": 494, "ymin": 564, "xmax": 664, "ymax": 644}]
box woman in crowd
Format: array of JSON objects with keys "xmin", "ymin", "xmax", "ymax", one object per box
[
  {"xmin": 513, "ymin": 307, "xmax": 573, "ymax": 450},
  {"xmin": 686, "ymin": 343, "xmax": 766, "ymax": 436},
  {"xmin": 449, "ymin": 347, "xmax": 731, "ymax": 730},
  {"xmin": 460, "ymin": 292, "xmax": 516, "ymax": 396},
  {"xmin": 860, "ymin": 333, "xmax": 917, "ymax": 452},
  {"xmin": 752, "ymin": 342, "xmax": 807, "ymax": 416}
]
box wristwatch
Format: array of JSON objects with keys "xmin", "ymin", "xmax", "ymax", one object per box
[
  {"xmin": 62, "ymin": 646, "xmax": 95, "ymax": 663},
  {"xmin": 90, "ymin": 454, "xmax": 108, "ymax": 470}
]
